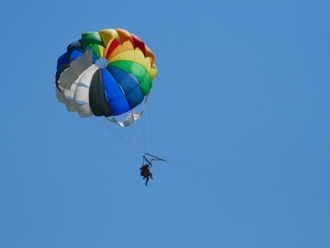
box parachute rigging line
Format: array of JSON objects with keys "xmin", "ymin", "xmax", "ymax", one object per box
[
  {"xmin": 90, "ymin": 116, "xmax": 145, "ymax": 154},
  {"xmin": 167, "ymin": 160, "xmax": 330, "ymax": 203},
  {"xmin": 145, "ymin": 101, "xmax": 153, "ymax": 154}
]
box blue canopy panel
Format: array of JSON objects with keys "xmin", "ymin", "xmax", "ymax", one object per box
[
  {"xmin": 66, "ymin": 40, "xmax": 98, "ymax": 63},
  {"xmin": 107, "ymin": 66, "xmax": 144, "ymax": 110},
  {"xmin": 70, "ymin": 50, "xmax": 84, "ymax": 61},
  {"xmin": 69, "ymin": 49, "xmax": 98, "ymax": 63},
  {"xmin": 56, "ymin": 52, "xmax": 69, "ymax": 70},
  {"xmin": 102, "ymin": 69, "xmax": 130, "ymax": 116},
  {"xmin": 67, "ymin": 40, "xmax": 84, "ymax": 60}
]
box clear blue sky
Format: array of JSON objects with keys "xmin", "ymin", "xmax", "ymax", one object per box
[{"xmin": 0, "ymin": 1, "xmax": 329, "ymax": 247}]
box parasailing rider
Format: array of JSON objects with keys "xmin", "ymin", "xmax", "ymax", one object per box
[
  {"xmin": 140, "ymin": 164, "xmax": 153, "ymax": 186},
  {"xmin": 140, "ymin": 153, "xmax": 166, "ymax": 186}
]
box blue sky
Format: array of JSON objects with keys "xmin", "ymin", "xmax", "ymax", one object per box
[{"xmin": 0, "ymin": 1, "xmax": 329, "ymax": 247}]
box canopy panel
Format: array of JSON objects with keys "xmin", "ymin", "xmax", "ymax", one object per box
[{"xmin": 55, "ymin": 28, "xmax": 157, "ymax": 126}]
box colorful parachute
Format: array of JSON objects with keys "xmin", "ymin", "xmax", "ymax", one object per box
[{"xmin": 55, "ymin": 28, "xmax": 157, "ymax": 127}]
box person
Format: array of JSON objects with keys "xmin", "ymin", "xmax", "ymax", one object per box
[{"xmin": 140, "ymin": 164, "xmax": 153, "ymax": 186}]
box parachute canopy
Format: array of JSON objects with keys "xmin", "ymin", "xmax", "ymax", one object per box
[{"xmin": 55, "ymin": 28, "xmax": 157, "ymax": 126}]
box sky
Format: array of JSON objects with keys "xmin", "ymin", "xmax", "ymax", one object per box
[{"xmin": 0, "ymin": 1, "xmax": 329, "ymax": 247}]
